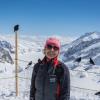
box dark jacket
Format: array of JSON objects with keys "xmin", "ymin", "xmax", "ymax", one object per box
[{"xmin": 30, "ymin": 60, "xmax": 70, "ymax": 100}]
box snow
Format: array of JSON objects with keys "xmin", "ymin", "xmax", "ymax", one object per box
[
  {"xmin": 82, "ymin": 32, "xmax": 100, "ymax": 41},
  {"xmin": 81, "ymin": 42, "xmax": 100, "ymax": 52},
  {"xmin": 0, "ymin": 34, "xmax": 100, "ymax": 100}
]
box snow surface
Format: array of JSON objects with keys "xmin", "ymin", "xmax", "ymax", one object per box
[
  {"xmin": 82, "ymin": 32, "xmax": 100, "ymax": 41},
  {"xmin": 0, "ymin": 34, "xmax": 100, "ymax": 100}
]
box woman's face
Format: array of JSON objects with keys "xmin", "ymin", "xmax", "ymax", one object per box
[{"xmin": 44, "ymin": 44, "xmax": 59, "ymax": 59}]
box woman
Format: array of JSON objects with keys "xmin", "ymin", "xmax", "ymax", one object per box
[{"xmin": 30, "ymin": 37, "xmax": 70, "ymax": 100}]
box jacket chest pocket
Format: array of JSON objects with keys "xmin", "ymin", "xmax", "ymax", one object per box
[
  {"xmin": 36, "ymin": 67, "xmax": 45, "ymax": 81},
  {"xmin": 35, "ymin": 68, "xmax": 45, "ymax": 89}
]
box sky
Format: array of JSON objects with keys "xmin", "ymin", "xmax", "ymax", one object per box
[{"xmin": 0, "ymin": 0, "xmax": 100, "ymax": 37}]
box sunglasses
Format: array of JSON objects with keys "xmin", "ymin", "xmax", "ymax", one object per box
[{"xmin": 46, "ymin": 44, "xmax": 59, "ymax": 51}]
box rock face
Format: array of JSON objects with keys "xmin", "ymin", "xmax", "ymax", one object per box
[
  {"xmin": 61, "ymin": 32, "xmax": 100, "ymax": 65},
  {"xmin": 0, "ymin": 40, "xmax": 14, "ymax": 64}
]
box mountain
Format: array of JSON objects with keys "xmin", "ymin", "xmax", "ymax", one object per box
[
  {"xmin": 0, "ymin": 40, "xmax": 14, "ymax": 64},
  {"xmin": 0, "ymin": 35, "xmax": 73, "ymax": 64},
  {"xmin": 61, "ymin": 32, "xmax": 100, "ymax": 66},
  {"xmin": 0, "ymin": 34, "xmax": 100, "ymax": 100}
]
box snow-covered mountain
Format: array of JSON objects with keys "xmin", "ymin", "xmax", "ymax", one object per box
[
  {"xmin": 0, "ymin": 34, "xmax": 100, "ymax": 100},
  {"xmin": 0, "ymin": 35, "xmax": 73, "ymax": 64},
  {"xmin": 0, "ymin": 40, "xmax": 14, "ymax": 64},
  {"xmin": 61, "ymin": 32, "xmax": 100, "ymax": 66}
]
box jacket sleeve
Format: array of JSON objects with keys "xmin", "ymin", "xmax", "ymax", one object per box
[
  {"xmin": 30, "ymin": 63, "xmax": 39, "ymax": 100},
  {"xmin": 60, "ymin": 64, "xmax": 70, "ymax": 100}
]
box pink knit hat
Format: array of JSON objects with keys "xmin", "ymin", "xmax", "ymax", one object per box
[{"xmin": 45, "ymin": 37, "xmax": 60, "ymax": 49}]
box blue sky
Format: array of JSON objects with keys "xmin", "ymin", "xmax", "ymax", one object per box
[{"xmin": 0, "ymin": 0, "xmax": 100, "ymax": 37}]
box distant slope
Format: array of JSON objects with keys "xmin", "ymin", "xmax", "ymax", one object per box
[{"xmin": 61, "ymin": 32, "xmax": 100, "ymax": 65}]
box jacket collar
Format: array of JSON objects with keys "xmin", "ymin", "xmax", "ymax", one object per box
[{"xmin": 42, "ymin": 56, "xmax": 59, "ymax": 68}]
